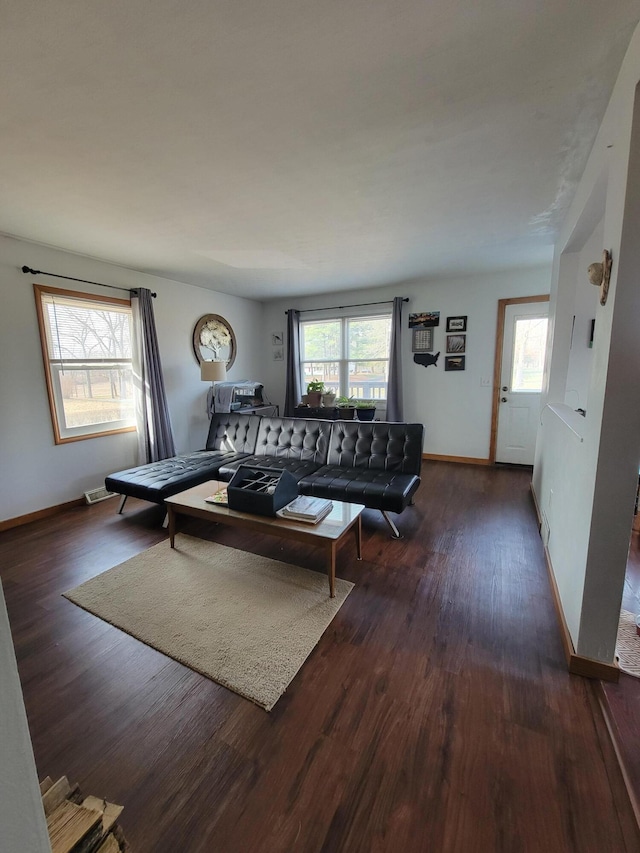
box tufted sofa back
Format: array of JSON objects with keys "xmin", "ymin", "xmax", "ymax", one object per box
[
  {"xmin": 254, "ymin": 416, "xmax": 332, "ymax": 463},
  {"xmin": 205, "ymin": 413, "xmax": 261, "ymax": 453},
  {"xmin": 327, "ymin": 421, "xmax": 424, "ymax": 474},
  {"xmin": 204, "ymin": 413, "xmax": 423, "ymax": 474}
]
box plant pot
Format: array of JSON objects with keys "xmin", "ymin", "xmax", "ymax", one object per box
[
  {"xmin": 300, "ymin": 394, "xmax": 309, "ymax": 405},
  {"xmin": 356, "ymin": 407, "xmax": 376, "ymax": 421},
  {"xmin": 337, "ymin": 406, "xmax": 356, "ymax": 420},
  {"xmin": 307, "ymin": 391, "xmax": 322, "ymax": 407},
  {"xmin": 322, "ymin": 393, "xmax": 336, "ymax": 407}
]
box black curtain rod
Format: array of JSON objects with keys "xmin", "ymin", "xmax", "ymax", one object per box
[
  {"xmin": 285, "ymin": 297, "xmax": 408, "ymax": 314},
  {"xmin": 21, "ymin": 266, "xmax": 156, "ymax": 298}
]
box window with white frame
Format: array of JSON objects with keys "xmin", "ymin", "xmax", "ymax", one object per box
[
  {"xmin": 35, "ymin": 284, "xmax": 136, "ymax": 443},
  {"xmin": 300, "ymin": 313, "xmax": 392, "ymax": 402}
]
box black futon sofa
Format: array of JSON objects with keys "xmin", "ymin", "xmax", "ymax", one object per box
[{"xmin": 105, "ymin": 413, "xmax": 424, "ymax": 538}]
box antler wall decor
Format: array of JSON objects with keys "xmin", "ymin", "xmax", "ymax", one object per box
[{"xmin": 587, "ymin": 249, "xmax": 612, "ymax": 306}]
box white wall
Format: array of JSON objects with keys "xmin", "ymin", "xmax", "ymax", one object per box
[
  {"xmin": 261, "ymin": 267, "xmax": 551, "ymax": 459},
  {"xmin": 533, "ymin": 23, "xmax": 640, "ymax": 662},
  {"xmin": 0, "ymin": 235, "xmax": 263, "ymax": 522},
  {"xmin": 563, "ymin": 218, "xmax": 603, "ymax": 411},
  {"xmin": 0, "ymin": 233, "xmax": 550, "ymax": 520},
  {"xmin": 0, "ymin": 583, "xmax": 51, "ymax": 852}
]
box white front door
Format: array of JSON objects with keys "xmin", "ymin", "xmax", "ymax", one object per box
[{"xmin": 495, "ymin": 301, "xmax": 549, "ymax": 465}]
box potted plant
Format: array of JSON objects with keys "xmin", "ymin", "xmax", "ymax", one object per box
[
  {"xmin": 356, "ymin": 400, "xmax": 376, "ymax": 421},
  {"xmin": 322, "ymin": 388, "xmax": 337, "ymax": 407},
  {"xmin": 335, "ymin": 395, "xmax": 356, "ymax": 420},
  {"xmin": 306, "ymin": 380, "xmax": 325, "ymax": 407}
]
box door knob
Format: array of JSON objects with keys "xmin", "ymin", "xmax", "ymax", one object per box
[
  {"xmin": 502, "ymin": 386, "xmax": 508, "ymax": 391},
  {"xmin": 501, "ymin": 397, "xmax": 507, "ymax": 403}
]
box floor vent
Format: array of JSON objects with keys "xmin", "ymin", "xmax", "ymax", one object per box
[{"xmin": 84, "ymin": 487, "xmax": 118, "ymax": 505}]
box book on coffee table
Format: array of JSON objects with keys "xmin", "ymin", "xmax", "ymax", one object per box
[{"xmin": 278, "ymin": 496, "xmax": 333, "ymax": 524}]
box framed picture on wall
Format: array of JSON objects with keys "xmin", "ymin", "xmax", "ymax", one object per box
[
  {"xmin": 446, "ymin": 316, "xmax": 467, "ymax": 332},
  {"xmin": 412, "ymin": 328, "xmax": 434, "ymax": 352},
  {"xmin": 446, "ymin": 334, "xmax": 466, "ymax": 353},
  {"xmin": 409, "ymin": 311, "xmax": 440, "ymax": 328},
  {"xmin": 192, "ymin": 314, "xmax": 236, "ymax": 369},
  {"xmin": 445, "ymin": 355, "xmax": 466, "ymax": 371}
]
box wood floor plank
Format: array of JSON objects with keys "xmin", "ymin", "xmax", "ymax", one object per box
[
  {"xmin": 600, "ymin": 528, "xmax": 640, "ymax": 828},
  {"xmin": 2, "ymin": 466, "xmax": 639, "ymax": 851}
]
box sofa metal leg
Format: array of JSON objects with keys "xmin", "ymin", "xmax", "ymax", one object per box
[
  {"xmin": 117, "ymin": 495, "xmax": 127, "ymax": 514},
  {"xmin": 382, "ymin": 511, "xmax": 403, "ymax": 540}
]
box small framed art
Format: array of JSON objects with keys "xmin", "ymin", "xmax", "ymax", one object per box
[
  {"xmin": 412, "ymin": 327, "xmax": 434, "ymax": 352},
  {"xmin": 409, "ymin": 311, "xmax": 440, "ymax": 328},
  {"xmin": 273, "ymin": 347, "xmax": 284, "ymax": 361},
  {"xmin": 445, "ymin": 355, "xmax": 465, "ymax": 371},
  {"xmin": 446, "ymin": 334, "xmax": 465, "ymax": 353},
  {"xmin": 271, "ymin": 332, "xmax": 283, "ymax": 346},
  {"xmin": 193, "ymin": 314, "xmax": 236, "ymax": 368},
  {"xmin": 446, "ymin": 316, "xmax": 467, "ymax": 332}
]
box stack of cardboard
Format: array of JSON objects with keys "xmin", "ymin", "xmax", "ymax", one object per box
[{"xmin": 40, "ymin": 776, "xmax": 129, "ymax": 853}]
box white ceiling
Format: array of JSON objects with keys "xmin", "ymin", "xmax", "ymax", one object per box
[{"xmin": 1, "ymin": 1, "xmax": 638, "ymax": 300}]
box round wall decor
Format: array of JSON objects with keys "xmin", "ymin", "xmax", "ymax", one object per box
[{"xmin": 192, "ymin": 314, "xmax": 236, "ymax": 369}]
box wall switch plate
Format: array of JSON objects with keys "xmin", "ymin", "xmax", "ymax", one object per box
[{"xmin": 480, "ymin": 377, "xmax": 491, "ymax": 387}]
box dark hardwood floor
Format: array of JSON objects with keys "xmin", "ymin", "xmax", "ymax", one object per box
[
  {"xmin": 2, "ymin": 462, "xmax": 639, "ymax": 852},
  {"xmin": 599, "ymin": 530, "xmax": 640, "ymax": 824}
]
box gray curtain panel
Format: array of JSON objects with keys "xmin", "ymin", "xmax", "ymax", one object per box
[
  {"xmin": 386, "ymin": 296, "xmax": 404, "ymax": 421},
  {"xmin": 131, "ymin": 288, "xmax": 176, "ymax": 463},
  {"xmin": 284, "ymin": 309, "xmax": 302, "ymax": 417}
]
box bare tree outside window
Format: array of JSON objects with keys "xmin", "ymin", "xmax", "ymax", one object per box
[{"xmin": 35, "ymin": 285, "xmax": 136, "ymax": 443}]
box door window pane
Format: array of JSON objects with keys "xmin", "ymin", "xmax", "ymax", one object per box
[{"xmin": 511, "ymin": 317, "xmax": 548, "ymax": 392}]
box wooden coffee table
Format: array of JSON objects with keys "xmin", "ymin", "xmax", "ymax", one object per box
[{"xmin": 165, "ymin": 481, "xmax": 364, "ymax": 597}]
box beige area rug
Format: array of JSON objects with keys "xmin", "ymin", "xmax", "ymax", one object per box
[
  {"xmin": 616, "ymin": 610, "xmax": 640, "ymax": 677},
  {"xmin": 63, "ymin": 534, "xmax": 353, "ymax": 710}
]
